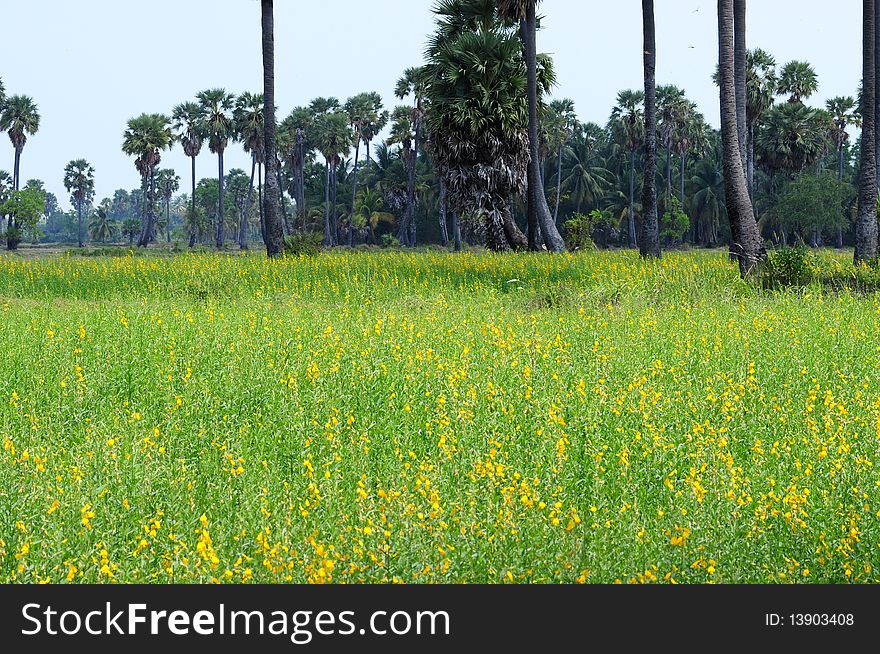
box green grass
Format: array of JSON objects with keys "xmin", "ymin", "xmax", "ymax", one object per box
[{"xmin": 0, "ymin": 248, "xmax": 879, "ymax": 583}]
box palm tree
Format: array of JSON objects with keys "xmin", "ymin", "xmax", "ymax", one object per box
[
  {"xmin": 778, "ymin": 60, "xmax": 819, "ymax": 104},
  {"xmin": 279, "ymin": 107, "xmax": 313, "ymax": 228},
  {"xmin": 356, "ymin": 188, "xmax": 395, "ymax": 244},
  {"xmin": 718, "ymin": 0, "xmax": 765, "ymax": 275},
  {"xmin": 234, "ymin": 92, "xmax": 264, "ymax": 249},
  {"xmin": 155, "ymin": 169, "xmax": 180, "ymax": 243},
  {"xmin": 345, "ymin": 92, "xmax": 387, "ymax": 248},
  {"xmin": 312, "ymin": 109, "xmax": 351, "ymax": 246},
  {"xmin": 657, "ymin": 85, "xmax": 687, "ymax": 211},
  {"xmin": 826, "ymin": 96, "xmax": 857, "ymax": 182},
  {"xmin": 172, "ymin": 101, "xmax": 206, "ymax": 248},
  {"xmin": 543, "ymin": 99, "xmax": 577, "ymax": 225},
  {"xmin": 688, "ymin": 155, "xmax": 725, "ymax": 246},
  {"xmin": 0, "ymin": 95, "xmax": 40, "ymax": 191},
  {"xmin": 121, "ymin": 113, "xmax": 174, "ymax": 247},
  {"xmin": 425, "ymin": 4, "xmax": 530, "ymax": 252},
  {"xmin": 755, "ymin": 103, "xmax": 829, "ymax": 177},
  {"xmin": 609, "ymin": 90, "xmax": 645, "ymax": 248},
  {"xmin": 856, "ymin": 0, "xmax": 878, "ymax": 263},
  {"xmin": 261, "ymin": 0, "xmax": 285, "ymax": 258},
  {"xmin": 561, "ymin": 123, "xmax": 611, "ymax": 215},
  {"xmin": 63, "ymin": 159, "xmax": 95, "ymax": 248},
  {"xmin": 387, "ymin": 106, "xmax": 416, "ymax": 246},
  {"xmin": 745, "ymin": 49, "xmax": 777, "ymax": 193},
  {"xmin": 496, "ymin": 0, "xmax": 565, "ymax": 251},
  {"xmin": 197, "ymin": 88, "xmax": 236, "ymax": 249},
  {"xmin": 640, "ymin": 0, "xmax": 660, "ymax": 258},
  {"xmin": 734, "ymin": 0, "xmax": 748, "ymax": 169},
  {"xmin": 395, "ymin": 68, "xmax": 428, "ymax": 247},
  {"xmin": 89, "ymin": 207, "xmax": 116, "ymax": 243}
]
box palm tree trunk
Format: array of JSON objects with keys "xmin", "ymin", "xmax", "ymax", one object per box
[
  {"xmin": 747, "ymin": 125, "xmax": 755, "ymax": 196},
  {"xmin": 258, "ymin": 162, "xmax": 264, "ymax": 242},
  {"xmin": 875, "ymin": 1, "xmax": 880, "ymax": 188},
  {"xmin": 261, "ymin": 0, "xmax": 284, "ymax": 256},
  {"xmin": 77, "ymin": 203, "xmax": 84, "ymax": 248},
  {"xmin": 666, "ymin": 144, "xmax": 673, "ymax": 211},
  {"xmin": 189, "ymin": 155, "xmax": 197, "ymax": 248},
  {"xmin": 452, "ymin": 211, "xmax": 462, "ymax": 252},
  {"xmin": 628, "ymin": 150, "xmax": 637, "ymax": 248},
  {"xmin": 679, "ymin": 152, "xmax": 687, "ymax": 208},
  {"xmin": 216, "ymin": 150, "xmax": 225, "ymax": 248},
  {"xmin": 640, "ymin": 0, "xmax": 660, "ymax": 258},
  {"xmin": 439, "ymin": 177, "xmax": 449, "ymax": 246},
  {"xmin": 331, "ymin": 162, "xmax": 339, "ymax": 244},
  {"xmin": 350, "ymin": 139, "xmax": 361, "ymax": 248},
  {"xmin": 734, "ymin": 0, "xmax": 748, "ymax": 170},
  {"xmin": 857, "ymin": 0, "xmax": 879, "ymax": 263},
  {"xmin": 554, "ymin": 146, "xmax": 563, "ymax": 224},
  {"xmin": 324, "ymin": 161, "xmax": 332, "ymax": 246},
  {"xmin": 524, "ymin": 5, "xmax": 566, "ymax": 252},
  {"xmin": 719, "ymin": 0, "xmax": 766, "ymax": 275}
]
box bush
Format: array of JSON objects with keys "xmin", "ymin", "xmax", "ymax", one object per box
[
  {"xmin": 660, "ymin": 197, "xmax": 690, "ymax": 245},
  {"xmin": 283, "ymin": 231, "xmax": 323, "ymax": 257},
  {"xmin": 381, "ymin": 234, "xmax": 400, "ymax": 249},
  {"xmin": 760, "ymin": 246, "xmax": 813, "ymax": 288},
  {"xmin": 563, "ymin": 211, "xmax": 611, "ymax": 250}
]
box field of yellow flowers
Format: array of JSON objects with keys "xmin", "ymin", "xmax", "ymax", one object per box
[{"xmin": 0, "ymin": 248, "xmax": 878, "ymax": 584}]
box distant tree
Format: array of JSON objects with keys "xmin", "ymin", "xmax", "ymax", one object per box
[
  {"xmin": 172, "ymin": 101, "xmax": 206, "ymax": 248},
  {"xmin": 1, "ymin": 186, "xmax": 44, "ymax": 249},
  {"xmin": 155, "ymin": 169, "xmax": 180, "ymax": 243},
  {"xmin": 63, "ymin": 159, "xmax": 95, "ymax": 247},
  {"xmin": 609, "ymin": 89, "xmax": 645, "ymax": 248},
  {"xmin": 197, "ymin": 89, "xmax": 236, "ymax": 249},
  {"xmin": 121, "ymin": 114, "xmax": 173, "ymax": 247},
  {"xmin": 89, "ymin": 207, "xmax": 117, "ymax": 243},
  {"xmin": 234, "ymin": 91, "xmax": 264, "ymax": 248},
  {"xmin": 345, "ymin": 92, "xmax": 387, "ymax": 248},
  {"xmin": 778, "ymin": 60, "xmax": 819, "ymax": 104}
]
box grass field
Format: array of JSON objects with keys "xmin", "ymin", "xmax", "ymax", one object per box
[{"xmin": 1, "ymin": 248, "xmax": 879, "ymax": 584}]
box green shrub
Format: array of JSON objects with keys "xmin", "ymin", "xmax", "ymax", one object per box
[
  {"xmin": 761, "ymin": 246, "xmax": 813, "ymax": 288},
  {"xmin": 283, "ymin": 232, "xmax": 323, "ymax": 257}
]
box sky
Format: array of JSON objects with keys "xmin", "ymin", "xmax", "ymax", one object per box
[{"xmin": 0, "ymin": 1, "xmax": 864, "ymax": 211}]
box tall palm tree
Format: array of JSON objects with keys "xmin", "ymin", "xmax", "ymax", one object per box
[
  {"xmin": 172, "ymin": 101, "xmax": 206, "ymax": 248},
  {"xmin": 640, "ymin": 0, "xmax": 660, "ymax": 258},
  {"xmin": 496, "ymin": 0, "xmax": 565, "ymax": 251},
  {"xmin": 778, "ymin": 61, "xmax": 819, "ymax": 104},
  {"xmin": 155, "ymin": 168, "xmax": 180, "ymax": 243},
  {"xmin": 826, "ymin": 96, "xmax": 857, "ymax": 248},
  {"xmin": 234, "ymin": 92, "xmax": 265, "ymax": 249},
  {"xmin": 345, "ymin": 92, "xmax": 387, "ymax": 248},
  {"xmin": 261, "ymin": 0, "xmax": 285, "ymax": 257},
  {"xmin": 425, "ymin": 4, "xmax": 530, "ymax": 252},
  {"xmin": 734, "ymin": 0, "xmax": 748, "ymax": 169},
  {"xmin": 745, "ymin": 48, "xmax": 777, "ymax": 193},
  {"xmin": 718, "ymin": 0, "xmax": 765, "ymax": 275},
  {"xmin": 395, "ymin": 68, "xmax": 427, "ymax": 247},
  {"xmin": 657, "ymin": 85, "xmax": 686, "ymax": 211},
  {"xmin": 197, "ymin": 88, "xmax": 236, "ymax": 249},
  {"xmin": 63, "ymin": 159, "xmax": 95, "ymax": 248},
  {"xmin": 856, "ymin": 0, "xmax": 878, "ymax": 263},
  {"xmin": 313, "ymin": 109, "xmax": 351, "ymax": 246},
  {"xmin": 387, "ymin": 107, "xmax": 416, "ymax": 245},
  {"xmin": 279, "ymin": 107, "xmax": 313, "ymax": 228},
  {"xmin": 121, "ymin": 114, "xmax": 174, "ymax": 247},
  {"xmin": 609, "ymin": 90, "xmax": 645, "ymax": 248},
  {"xmin": 543, "ymin": 99, "xmax": 577, "ymax": 224},
  {"xmin": 0, "ymin": 95, "xmax": 40, "ymax": 191}
]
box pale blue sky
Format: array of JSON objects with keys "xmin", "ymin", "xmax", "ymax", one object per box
[{"xmin": 0, "ymin": 1, "xmax": 863, "ymax": 210}]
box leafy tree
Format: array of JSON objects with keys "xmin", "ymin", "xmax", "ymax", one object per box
[
  {"xmin": 755, "ymin": 103, "xmax": 830, "ymax": 177},
  {"xmin": 771, "ymin": 173, "xmax": 851, "ymax": 244},
  {"xmin": 63, "ymin": 159, "xmax": 95, "ymax": 247},
  {"xmin": 1, "ymin": 186, "xmax": 44, "ymax": 249},
  {"xmin": 121, "ymin": 218, "xmax": 141, "ymax": 245}
]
